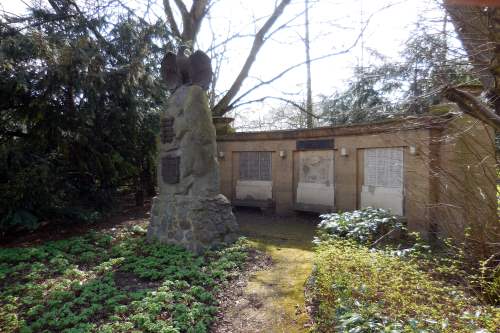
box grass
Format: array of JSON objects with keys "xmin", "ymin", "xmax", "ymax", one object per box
[
  {"xmin": 311, "ymin": 239, "xmax": 500, "ymax": 333},
  {"xmin": 0, "ymin": 225, "xmax": 250, "ymax": 333}
]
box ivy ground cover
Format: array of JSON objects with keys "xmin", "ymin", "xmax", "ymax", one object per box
[{"xmin": 0, "ymin": 226, "xmax": 250, "ymax": 333}]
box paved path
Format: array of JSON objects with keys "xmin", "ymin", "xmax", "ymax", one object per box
[{"xmin": 220, "ymin": 209, "xmax": 318, "ymax": 333}]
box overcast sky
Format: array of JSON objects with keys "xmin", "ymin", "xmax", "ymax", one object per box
[{"xmin": 1, "ymin": 0, "xmax": 450, "ymax": 129}]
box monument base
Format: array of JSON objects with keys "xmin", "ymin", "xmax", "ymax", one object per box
[{"xmin": 147, "ymin": 194, "xmax": 239, "ymax": 254}]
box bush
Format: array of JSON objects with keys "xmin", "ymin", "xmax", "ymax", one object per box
[
  {"xmin": 310, "ymin": 208, "xmax": 500, "ymax": 331},
  {"xmin": 311, "ymin": 239, "xmax": 499, "ymax": 332},
  {"xmin": 316, "ymin": 207, "xmax": 404, "ymax": 245},
  {"xmin": 481, "ymin": 261, "xmax": 500, "ymax": 305}
]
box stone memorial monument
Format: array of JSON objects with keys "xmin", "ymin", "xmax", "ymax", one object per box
[{"xmin": 147, "ymin": 49, "xmax": 238, "ymax": 254}]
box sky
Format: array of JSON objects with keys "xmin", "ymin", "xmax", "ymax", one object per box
[
  {"xmin": 0, "ymin": 0, "xmax": 450, "ymax": 129},
  {"xmin": 196, "ymin": 0, "xmax": 448, "ymax": 129}
]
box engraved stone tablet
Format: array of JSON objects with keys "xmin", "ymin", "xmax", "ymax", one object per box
[
  {"xmin": 161, "ymin": 117, "xmax": 175, "ymax": 144},
  {"xmin": 161, "ymin": 156, "xmax": 180, "ymax": 184}
]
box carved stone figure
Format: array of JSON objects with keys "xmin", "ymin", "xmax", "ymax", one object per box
[
  {"xmin": 148, "ymin": 50, "xmax": 238, "ymax": 254},
  {"xmin": 160, "ymin": 50, "xmax": 212, "ymax": 92}
]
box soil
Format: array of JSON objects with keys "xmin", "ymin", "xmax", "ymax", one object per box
[
  {"xmin": 211, "ymin": 248, "xmax": 273, "ymax": 333},
  {"xmin": 113, "ymin": 271, "xmax": 163, "ymax": 292}
]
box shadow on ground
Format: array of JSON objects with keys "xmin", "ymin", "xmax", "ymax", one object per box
[
  {"xmin": 1, "ymin": 195, "xmax": 151, "ymax": 247},
  {"xmin": 219, "ymin": 207, "xmax": 319, "ymax": 333}
]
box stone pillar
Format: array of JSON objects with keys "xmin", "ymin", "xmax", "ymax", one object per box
[{"xmin": 147, "ymin": 85, "xmax": 238, "ymax": 254}]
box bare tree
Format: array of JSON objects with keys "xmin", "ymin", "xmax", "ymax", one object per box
[
  {"xmin": 221, "ymin": 1, "xmax": 401, "ymax": 123},
  {"xmin": 210, "ymin": 0, "xmax": 292, "ymax": 115},
  {"xmin": 161, "ymin": 0, "xmax": 293, "ymax": 115}
]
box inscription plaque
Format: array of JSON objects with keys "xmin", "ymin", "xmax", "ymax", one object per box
[
  {"xmin": 296, "ymin": 139, "xmax": 334, "ymax": 150},
  {"xmin": 161, "ymin": 117, "xmax": 175, "ymax": 143},
  {"xmin": 161, "ymin": 156, "xmax": 180, "ymax": 184}
]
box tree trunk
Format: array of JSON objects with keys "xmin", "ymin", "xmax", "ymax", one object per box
[
  {"xmin": 444, "ymin": 2, "xmax": 500, "ymax": 115},
  {"xmin": 164, "ymin": 0, "xmax": 209, "ymax": 50},
  {"xmin": 305, "ymin": 0, "xmax": 313, "ymax": 128}
]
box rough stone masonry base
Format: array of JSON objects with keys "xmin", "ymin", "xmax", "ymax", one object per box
[{"xmin": 147, "ymin": 194, "xmax": 239, "ymax": 254}]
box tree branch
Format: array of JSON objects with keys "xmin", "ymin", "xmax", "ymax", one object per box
[
  {"xmin": 190, "ymin": 0, "xmax": 208, "ymax": 19},
  {"xmin": 226, "ymin": 47, "xmax": 358, "ymax": 114},
  {"xmin": 187, "ymin": 0, "xmax": 209, "ymax": 44},
  {"xmin": 443, "ymin": 86, "xmax": 500, "ymax": 131},
  {"xmin": 206, "ymin": 32, "xmax": 255, "ymax": 53},
  {"xmin": 230, "ymin": 96, "xmax": 322, "ymax": 120},
  {"xmin": 163, "ymin": 0, "xmax": 181, "ymax": 38},
  {"xmin": 172, "ymin": 0, "xmax": 188, "ymax": 17},
  {"xmin": 215, "ymin": 1, "xmax": 396, "ymax": 116},
  {"xmin": 264, "ymin": 7, "xmax": 307, "ymax": 42},
  {"xmin": 168, "ymin": 0, "xmax": 209, "ymax": 49},
  {"xmin": 212, "ymin": 0, "xmax": 292, "ymax": 116}
]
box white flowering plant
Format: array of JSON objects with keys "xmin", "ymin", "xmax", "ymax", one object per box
[{"xmin": 315, "ymin": 207, "xmax": 405, "ymax": 245}]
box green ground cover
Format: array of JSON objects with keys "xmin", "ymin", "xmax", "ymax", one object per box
[
  {"xmin": 0, "ymin": 226, "xmax": 250, "ymax": 333},
  {"xmin": 311, "ymin": 209, "xmax": 500, "ymax": 333}
]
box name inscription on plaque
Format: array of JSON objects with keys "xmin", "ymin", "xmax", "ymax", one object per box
[
  {"xmin": 161, "ymin": 117, "xmax": 175, "ymax": 144},
  {"xmin": 161, "ymin": 156, "xmax": 180, "ymax": 184}
]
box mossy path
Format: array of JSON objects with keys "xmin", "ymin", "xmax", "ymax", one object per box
[{"xmin": 217, "ymin": 209, "xmax": 318, "ymax": 333}]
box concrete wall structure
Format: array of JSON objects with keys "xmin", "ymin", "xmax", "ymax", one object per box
[{"xmin": 216, "ymin": 109, "xmax": 497, "ymax": 239}]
